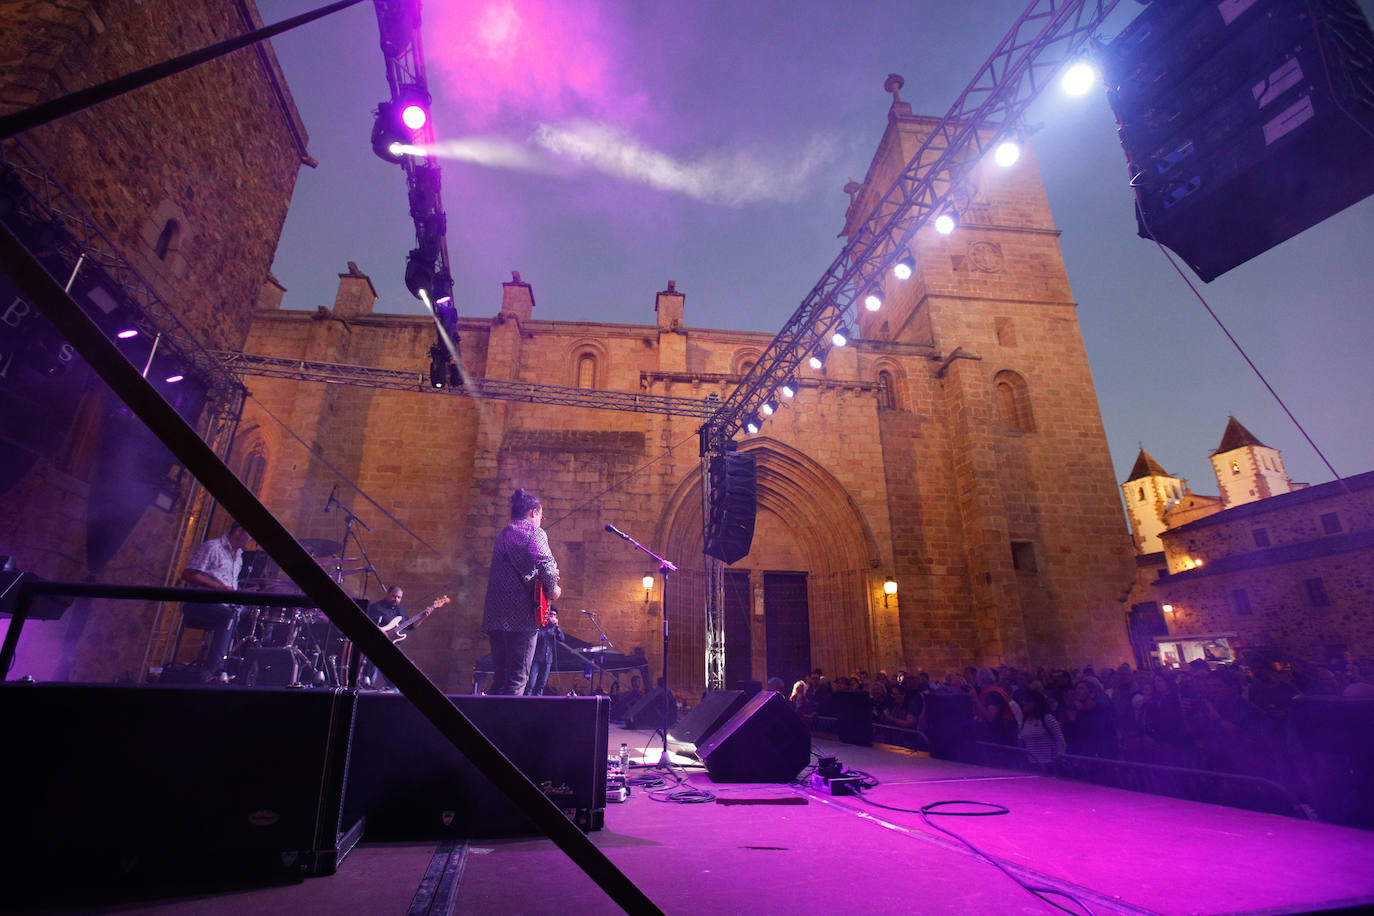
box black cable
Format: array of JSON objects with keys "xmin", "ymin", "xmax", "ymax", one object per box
[{"xmin": 855, "ymin": 793, "xmax": 1096, "ymax": 916}]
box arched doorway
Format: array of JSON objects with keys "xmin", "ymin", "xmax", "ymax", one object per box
[{"xmin": 657, "ymin": 439, "xmax": 883, "ymax": 695}]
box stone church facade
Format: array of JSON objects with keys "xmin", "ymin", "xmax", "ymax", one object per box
[{"xmin": 236, "ymin": 94, "xmax": 1136, "ymax": 695}]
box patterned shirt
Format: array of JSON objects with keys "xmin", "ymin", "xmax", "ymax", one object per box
[
  {"xmin": 481, "ymin": 518, "xmax": 558, "ymax": 633},
  {"xmin": 184, "ymin": 533, "xmax": 243, "ymax": 589}
]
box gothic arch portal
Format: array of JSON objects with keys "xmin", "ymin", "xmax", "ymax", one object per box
[{"xmin": 655, "ymin": 439, "xmax": 884, "ymax": 693}]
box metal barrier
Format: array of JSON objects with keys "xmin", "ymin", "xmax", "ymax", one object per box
[{"xmin": 975, "ymin": 741, "xmax": 1310, "ymax": 819}]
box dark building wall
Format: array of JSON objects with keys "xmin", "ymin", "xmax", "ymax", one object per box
[{"xmin": 0, "ymin": 0, "xmax": 308, "ymax": 681}]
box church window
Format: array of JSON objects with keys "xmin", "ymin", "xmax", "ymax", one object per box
[
  {"xmin": 739, "ymin": 360, "xmax": 754, "ymax": 377},
  {"xmin": 1138, "ymin": 486, "xmax": 1145, "ymax": 501},
  {"xmin": 876, "ymin": 370, "xmax": 896, "ymax": 410},
  {"xmin": 576, "ymin": 353, "xmax": 596, "ymax": 389},
  {"xmin": 1010, "ymin": 540, "xmax": 1038, "ymax": 573},
  {"xmin": 1320, "ymin": 512, "xmax": 1342, "ymax": 534},
  {"xmin": 154, "ymin": 219, "xmax": 180, "ymax": 261},
  {"xmin": 1231, "ymin": 589, "xmax": 1253, "ymax": 616},
  {"xmin": 1230, "ymin": 460, "xmax": 1241, "ymax": 475},
  {"xmin": 993, "ymin": 370, "xmax": 1034, "ymax": 433},
  {"xmin": 1252, "ymin": 528, "xmax": 1270, "ymax": 548},
  {"xmin": 1303, "ymin": 577, "xmax": 1330, "ymax": 608}
]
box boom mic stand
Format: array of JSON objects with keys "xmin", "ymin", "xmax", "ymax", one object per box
[{"xmin": 604, "ymin": 523, "xmax": 677, "ymax": 769}]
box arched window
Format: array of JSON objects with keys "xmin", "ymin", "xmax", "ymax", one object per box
[
  {"xmin": 876, "ymin": 370, "xmax": 896, "ymax": 410},
  {"xmin": 154, "ymin": 219, "xmax": 180, "ymax": 261},
  {"xmin": 1138, "ymin": 486, "xmax": 1145, "ymax": 501},
  {"xmin": 993, "ymin": 369, "xmax": 1034, "ymax": 433},
  {"xmin": 576, "ymin": 353, "xmax": 596, "ymax": 389},
  {"xmin": 738, "ymin": 360, "xmax": 754, "ymax": 377}
]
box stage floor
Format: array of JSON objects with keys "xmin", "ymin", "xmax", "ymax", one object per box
[{"xmin": 22, "ymin": 725, "xmax": 1374, "ymax": 915}]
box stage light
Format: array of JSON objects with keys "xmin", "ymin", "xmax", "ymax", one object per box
[
  {"xmin": 745, "ymin": 413, "xmax": 762, "ymax": 435},
  {"xmin": 405, "ymin": 247, "xmax": 436, "ymax": 300},
  {"xmin": 831, "ymin": 324, "xmax": 849, "ymax": 347},
  {"xmin": 780, "ymin": 377, "xmax": 798, "ymax": 398},
  {"xmin": 760, "ymin": 399, "xmax": 779, "ymax": 417},
  {"xmin": 883, "ymin": 576, "xmax": 898, "ymax": 606},
  {"xmin": 935, "ymin": 212, "xmax": 957, "ymax": 235},
  {"xmin": 893, "ymin": 254, "xmax": 915, "ymax": 280},
  {"xmin": 428, "ymin": 342, "xmax": 451, "ymax": 389},
  {"xmin": 400, "ymin": 101, "xmax": 428, "ymax": 131},
  {"xmin": 164, "ymin": 373, "xmax": 184, "ymax": 384},
  {"xmin": 808, "ymin": 350, "xmax": 826, "ymax": 370},
  {"xmin": 994, "ymin": 140, "xmax": 1021, "ymax": 167},
  {"xmin": 116, "ymin": 328, "xmax": 139, "ymax": 339},
  {"xmin": 1062, "ymin": 61, "xmax": 1096, "ymax": 97},
  {"xmin": 864, "ymin": 292, "xmax": 882, "ymax": 312},
  {"xmin": 371, "ymin": 102, "xmax": 409, "ymax": 163}
]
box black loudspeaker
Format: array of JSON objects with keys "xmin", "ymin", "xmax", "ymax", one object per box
[
  {"xmin": 344, "ymin": 693, "xmax": 609, "ymax": 837},
  {"xmin": 1104, "ymin": 0, "xmax": 1374, "ymax": 281},
  {"xmin": 622, "ymin": 686, "xmax": 679, "ymax": 729},
  {"xmin": 668, "ymin": 689, "xmax": 749, "ymax": 757},
  {"xmin": 831, "ymin": 689, "xmax": 874, "ymax": 747},
  {"xmin": 243, "ymin": 646, "xmax": 301, "ymax": 686},
  {"xmin": 704, "ymin": 451, "xmax": 757, "ymax": 564},
  {"xmin": 697, "ymin": 690, "xmax": 810, "ymax": 783},
  {"xmin": 0, "ymin": 684, "xmax": 358, "ymax": 887}
]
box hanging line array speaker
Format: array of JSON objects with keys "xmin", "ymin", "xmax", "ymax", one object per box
[
  {"xmin": 704, "ymin": 451, "xmax": 756, "ymax": 564},
  {"xmin": 1103, "ymin": 0, "xmax": 1374, "ymax": 281}
]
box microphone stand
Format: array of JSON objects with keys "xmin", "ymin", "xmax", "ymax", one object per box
[
  {"xmin": 577, "ymin": 610, "xmax": 630, "ymax": 695},
  {"xmin": 333, "ymin": 505, "xmax": 378, "ymax": 688},
  {"xmin": 604, "ymin": 524, "xmax": 678, "ymax": 769}
]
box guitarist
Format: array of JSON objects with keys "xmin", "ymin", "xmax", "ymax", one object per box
[
  {"xmin": 482, "ymin": 488, "xmax": 560, "ymax": 695},
  {"xmin": 360, "ymin": 585, "xmax": 432, "ymax": 689}
]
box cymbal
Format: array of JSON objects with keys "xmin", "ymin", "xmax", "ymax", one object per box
[
  {"xmin": 331, "ymin": 566, "xmax": 371, "ymax": 576},
  {"xmin": 318, "ymin": 556, "xmax": 362, "ymax": 565},
  {"xmin": 297, "ymin": 538, "xmax": 343, "ymax": 557}
]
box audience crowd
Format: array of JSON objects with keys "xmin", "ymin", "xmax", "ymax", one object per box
[{"xmin": 782, "ymin": 655, "xmax": 1374, "ymax": 787}]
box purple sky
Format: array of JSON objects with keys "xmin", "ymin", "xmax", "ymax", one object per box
[{"xmin": 262, "ymin": 0, "xmax": 1374, "ymax": 499}]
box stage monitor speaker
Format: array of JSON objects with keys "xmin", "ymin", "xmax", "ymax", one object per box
[
  {"xmin": 668, "ymin": 689, "xmax": 749, "ymax": 757},
  {"xmin": 622, "ymin": 686, "xmax": 679, "ymax": 729},
  {"xmin": 697, "ymin": 689, "xmax": 810, "ymax": 783},
  {"xmin": 1104, "ymin": 0, "xmax": 1374, "ymax": 281},
  {"xmin": 344, "ymin": 693, "xmax": 609, "ymax": 838},
  {"xmin": 0, "ymin": 683, "xmax": 358, "ymax": 890},
  {"xmin": 704, "ymin": 451, "xmax": 757, "ymax": 564}
]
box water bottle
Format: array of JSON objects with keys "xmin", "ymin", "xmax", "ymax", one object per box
[{"xmin": 619, "ymin": 742, "xmax": 630, "ymax": 775}]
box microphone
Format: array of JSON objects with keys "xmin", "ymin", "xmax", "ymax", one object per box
[
  {"xmin": 323, "ymin": 484, "xmax": 338, "ymax": 513},
  {"xmin": 604, "ymin": 524, "xmax": 629, "ymax": 540},
  {"xmin": 579, "ymin": 608, "xmax": 596, "ymax": 615}
]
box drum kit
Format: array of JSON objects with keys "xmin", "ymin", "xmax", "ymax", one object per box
[{"xmin": 232, "ymin": 540, "xmax": 375, "ymax": 687}]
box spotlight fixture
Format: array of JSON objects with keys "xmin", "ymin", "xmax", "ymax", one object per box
[
  {"xmin": 864, "ymin": 292, "xmax": 882, "ymax": 312},
  {"xmin": 893, "ymin": 254, "xmax": 915, "ymax": 280},
  {"xmin": 780, "ymin": 377, "xmax": 798, "ymax": 398},
  {"xmin": 744, "ymin": 413, "xmax": 762, "ymax": 435},
  {"xmin": 428, "ymin": 343, "xmax": 450, "ymax": 389},
  {"xmin": 371, "ymin": 101, "xmax": 410, "ymax": 164},
  {"xmin": 1061, "ymin": 61, "xmax": 1096, "ymax": 97},
  {"xmin": 760, "ymin": 398, "xmax": 779, "ymax": 417},
  {"xmin": 808, "ymin": 349, "xmax": 827, "ymax": 370},
  {"xmin": 164, "ymin": 373, "xmax": 184, "ymax": 384},
  {"xmin": 405, "ymin": 247, "xmax": 436, "ymax": 300},
  {"xmin": 883, "ymin": 576, "xmax": 898, "ymax": 607},
  {"xmin": 934, "ymin": 212, "xmax": 957, "ymax": 235},
  {"xmin": 994, "ymin": 140, "xmax": 1021, "ymax": 167},
  {"xmin": 116, "ymin": 328, "xmax": 139, "ymax": 339},
  {"xmin": 831, "ymin": 324, "xmax": 849, "ymax": 347}
]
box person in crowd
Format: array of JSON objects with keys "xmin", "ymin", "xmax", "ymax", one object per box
[
  {"xmin": 972, "ymin": 667, "xmax": 1019, "ymax": 746},
  {"xmin": 1015, "ymin": 688, "xmax": 1066, "ymax": 768},
  {"xmin": 1061, "ymin": 675, "xmax": 1117, "ymax": 757}
]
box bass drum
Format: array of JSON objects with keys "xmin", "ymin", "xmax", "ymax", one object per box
[{"xmin": 258, "ymin": 608, "xmax": 302, "ymax": 648}]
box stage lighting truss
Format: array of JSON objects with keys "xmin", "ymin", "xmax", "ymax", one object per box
[{"xmin": 696, "ymin": 0, "xmax": 1117, "ymax": 462}]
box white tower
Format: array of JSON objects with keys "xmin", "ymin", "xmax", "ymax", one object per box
[
  {"xmin": 1210, "ymin": 416, "xmax": 1292, "ymax": 509},
  {"xmin": 1122, "ymin": 448, "xmax": 1186, "ymax": 554}
]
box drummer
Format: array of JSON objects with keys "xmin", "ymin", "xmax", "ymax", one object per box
[{"xmin": 180, "ymin": 521, "xmax": 252, "ymax": 683}]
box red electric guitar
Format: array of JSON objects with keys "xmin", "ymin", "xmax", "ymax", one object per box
[{"xmin": 379, "ymin": 595, "xmax": 449, "ymax": 643}]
